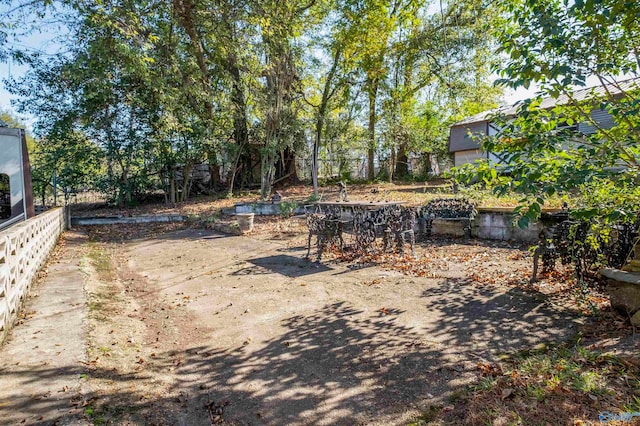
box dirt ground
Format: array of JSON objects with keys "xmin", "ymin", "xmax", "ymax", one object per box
[{"xmin": 43, "ymin": 222, "xmax": 584, "ymax": 426}]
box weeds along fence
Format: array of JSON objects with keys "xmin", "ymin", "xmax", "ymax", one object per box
[{"xmin": 0, "ymin": 208, "xmax": 66, "ymax": 339}]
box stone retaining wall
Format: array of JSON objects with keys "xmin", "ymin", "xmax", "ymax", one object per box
[{"xmin": 0, "ymin": 208, "xmax": 66, "ymax": 338}]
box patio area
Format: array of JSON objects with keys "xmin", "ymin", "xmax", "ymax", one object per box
[{"xmin": 0, "ymin": 223, "xmax": 589, "ymax": 425}]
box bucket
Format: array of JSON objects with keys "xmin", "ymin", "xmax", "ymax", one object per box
[{"xmin": 236, "ymin": 213, "xmax": 255, "ymax": 233}]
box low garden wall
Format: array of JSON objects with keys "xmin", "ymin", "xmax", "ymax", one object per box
[
  {"xmin": 473, "ymin": 208, "xmax": 542, "ymax": 242},
  {"xmin": 235, "ymin": 201, "xmax": 305, "ymax": 216},
  {"xmin": 235, "ymin": 202, "xmax": 547, "ymax": 243},
  {"xmin": 427, "ymin": 207, "xmax": 544, "ymax": 243},
  {"xmin": 0, "ymin": 207, "xmax": 66, "ymax": 338}
]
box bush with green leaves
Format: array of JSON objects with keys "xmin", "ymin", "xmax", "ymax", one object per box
[{"xmin": 455, "ymin": 0, "xmax": 640, "ymax": 231}]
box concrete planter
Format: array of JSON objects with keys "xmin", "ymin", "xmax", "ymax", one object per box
[
  {"xmin": 236, "ymin": 213, "xmax": 255, "ymax": 233},
  {"xmin": 600, "ymin": 268, "xmax": 640, "ymax": 323},
  {"xmin": 599, "ymin": 239, "xmax": 640, "ymax": 326},
  {"xmin": 473, "ymin": 209, "xmax": 542, "ymax": 242}
]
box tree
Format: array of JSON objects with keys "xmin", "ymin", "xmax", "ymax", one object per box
[
  {"xmin": 3, "ymin": 0, "xmax": 506, "ymax": 205},
  {"xmin": 32, "ymin": 132, "xmax": 103, "ymax": 205},
  {"xmin": 376, "ymin": 0, "xmax": 502, "ymax": 180},
  {"xmin": 310, "ymin": 43, "xmax": 344, "ymax": 195},
  {"xmin": 341, "ymin": 0, "xmax": 420, "ymax": 180},
  {"xmin": 463, "ymin": 0, "xmax": 640, "ymax": 226}
]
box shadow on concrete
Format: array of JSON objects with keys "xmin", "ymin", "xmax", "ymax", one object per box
[
  {"xmin": 415, "ymin": 236, "xmax": 530, "ymax": 250},
  {"xmin": 232, "ymin": 254, "xmax": 333, "ymax": 278},
  {"xmin": 420, "ymin": 279, "xmax": 579, "ymax": 357},
  {"xmin": 0, "ymin": 292, "xmax": 584, "ymax": 425}
]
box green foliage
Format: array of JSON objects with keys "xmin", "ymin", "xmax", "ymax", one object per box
[
  {"xmin": 279, "ymin": 201, "xmax": 298, "ymax": 218},
  {"xmin": 32, "ymin": 131, "xmax": 103, "ymax": 204},
  {"xmin": 4, "ymin": 0, "xmax": 506, "ymax": 203},
  {"xmin": 454, "ymin": 0, "xmax": 640, "ymax": 227},
  {"xmin": 305, "ymin": 193, "xmax": 320, "ymax": 203},
  {"xmin": 458, "ymin": 343, "xmax": 640, "ymax": 425}
]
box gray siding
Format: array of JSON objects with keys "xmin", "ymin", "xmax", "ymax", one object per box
[
  {"xmin": 449, "ymin": 121, "xmax": 487, "ymax": 152},
  {"xmin": 454, "ymin": 149, "xmax": 485, "ymax": 167},
  {"xmin": 578, "ymin": 108, "xmax": 616, "ymax": 134}
]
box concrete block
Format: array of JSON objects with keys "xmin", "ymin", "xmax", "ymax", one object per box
[
  {"xmin": 0, "ymin": 208, "xmax": 65, "ymax": 342},
  {"xmin": 477, "ymin": 214, "xmax": 493, "ymax": 227},
  {"xmin": 0, "ymin": 236, "xmax": 7, "ymax": 265},
  {"xmin": 431, "ymin": 220, "xmax": 466, "ymax": 237},
  {"xmin": 601, "ymin": 268, "xmax": 640, "ymax": 284},
  {"xmin": 604, "ymin": 274, "xmax": 640, "ymax": 316},
  {"xmin": 0, "ymin": 269, "xmax": 6, "ymax": 297},
  {"xmin": 489, "ymin": 214, "xmax": 509, "ymax": 228}
]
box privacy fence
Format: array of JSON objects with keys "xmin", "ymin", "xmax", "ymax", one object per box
[{"xmin": 0, "ymin": 207, "xmax": 65, "ymax": 338}]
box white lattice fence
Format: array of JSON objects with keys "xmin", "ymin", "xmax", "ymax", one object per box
[{"xmin": 0, "ymin": 208, "xmax": 65, "ymax": 337}]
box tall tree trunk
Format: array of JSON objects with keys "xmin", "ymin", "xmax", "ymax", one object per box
[
  {"xmin": 388, "ymin": 146, "xmax": 395, "ymax": 183},
  {"xmin": 367, "ymin": 79, "xmax": 378, "ymax": 181},
  {"xmin": 312, "ymin": 117, "xmax": 321, "ymax": 193},
  {"xmin": 180, "ymin": 163, "xmax": 192, "ymax": 202},
  {"xmin": 173, "ymin": 0, "xmax": 214, "ymax": 119},
  {"xmin": 209, "ymin": 164, "xmax": 221, "ymax": 189},
  {"xmin": 275, "ymin": 146, "xmax": 299, "ymax": 183},
  {"xmin": 260, "ymin": 149, "xmax": 277, "ymax": 200},
  {"xmin": 207, "ymin": 148, "xmax": 221, "ymax": 189},
  {"xmin": 227, "ymin": 148, "xmax": 244, "ymax": 196},
  {"xmin": 393, "ymin": 49, "xmax": 414, "ymax": 179},
  {"xmin": 395, "ymin": 142, "xmax": 409, "ymax": 177},
  {"xmin": 119, "ymin": 171, "xmax": 129, "ymax": 208},
  {"xmin": 226, "ymin": 49, "xmax": 249, "ymax": 196},
  {"xmin": 169, "ymin": 166, "xmax": 176, "ymax": 204},
  {"xmin": 422, "ymin": 152, "xmax": 433, "ymax": 176},
  {"xmin": 313, "ymin": 46, "xmax": 342, "ymax": 195}
]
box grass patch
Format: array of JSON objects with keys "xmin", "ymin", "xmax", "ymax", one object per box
[
  {"xmin": 408, "ymin": 405, "xmax": 442, "ymax": 425},
  {"xmin": 84, "ymin": 403, "xmax": 107, "ymax": 425},
  {"xmin": 84, "ymin": 401, "xmax": 144, "ymax": 425},
  {"xmin": 83, "ymin": 242, "xmax": 122, "ymax": 323},
  {"xmin": 429, "ymin": 343, "xmax": 640, "ymax": 425},
  {"xmin": 84, "ymin": 402, "xmax": 146, "ymax": 426},
  {"xmin": 86, "ymin": 243, "xmax": 115, "ymax": 282}
]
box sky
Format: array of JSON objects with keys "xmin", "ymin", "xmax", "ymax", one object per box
[
  {"xmin": 0, "ymin": 1, "xmax": 69, "ymax": 126},
  {"xmin": 0, "ymin": 45, "xmax": 36, "ymax": 114},
  {"xmin": 502, "ymin": 85, "xmax": 540, "ymax": 105}
]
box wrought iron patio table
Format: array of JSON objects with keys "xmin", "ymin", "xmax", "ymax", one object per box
[{"xmin": 305, "ymin": 200, "xmax": 413, "ymax": 259}]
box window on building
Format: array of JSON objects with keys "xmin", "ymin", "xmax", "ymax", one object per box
[{"xmin": 0, "ymin": 174, "xmax": 10, "ymax": 219}]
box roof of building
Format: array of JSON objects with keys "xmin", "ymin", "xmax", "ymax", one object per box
[{"xmin": 453, "ymin": 77, "xmax": 640, "ymax": 127}]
